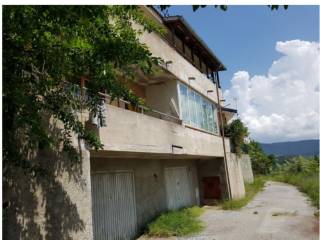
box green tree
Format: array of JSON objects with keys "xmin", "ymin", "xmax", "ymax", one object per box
[
  {"xmin": 158, "ymin": 5, "xmax": 288, "ymax": 13},
  {"xmin": 246, "ymin": 140, "xmax": 276, "ymax": 175},
  {"xmin": 3, "ymin": 6, "xmax": 162, "ymax": 184},
  {"xmin": 225, "ymin": 119, "xmax": 248, "ymax": 156}
]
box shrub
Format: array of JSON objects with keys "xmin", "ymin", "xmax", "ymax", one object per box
[
  {"xmin": 225, "ymin": 119, "xmax": 248, "ymax": 156},
  {"xmin": 147, "ymin": 206, "xmax": 204, "ymax": 237}
]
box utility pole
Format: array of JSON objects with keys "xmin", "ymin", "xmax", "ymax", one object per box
[{"xmin": 215, "ymin": 71, "xmax": 232, "ymax": 200}]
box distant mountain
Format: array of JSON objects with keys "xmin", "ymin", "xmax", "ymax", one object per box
[{"xmin": 260, "ymin": 139, "xmax": 319, "ymax": 157}]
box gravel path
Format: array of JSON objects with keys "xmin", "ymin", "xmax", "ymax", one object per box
[
  {"xmin": 139, "ymin": 181, "xmax": 319, "ymax": 240},
  {"xmin": 182, "ymin": 181, "xmax": 319, "ymax": 240}
]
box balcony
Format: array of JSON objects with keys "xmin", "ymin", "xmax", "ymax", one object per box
[{"xmin": 93, "ymin": 102, "xmax": 228, "ymax": 158}]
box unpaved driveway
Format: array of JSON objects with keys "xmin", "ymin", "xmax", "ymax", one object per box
[{"xmin": 141, "ymin": 181, "xmax": 319, "ymax": 240}]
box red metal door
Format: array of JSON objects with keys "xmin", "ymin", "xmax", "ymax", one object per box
[{"xmin": 203, "ymin": 176, "xmax": 221, "ymax": 199}]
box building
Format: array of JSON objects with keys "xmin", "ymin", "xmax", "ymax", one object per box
[
  {"xmin": 4, "ymin": 6, "xmax": 249, "ymax": 240},
  {"xmin": 88, "ymin": 7, "xmax": 246, "ymax": 239}
]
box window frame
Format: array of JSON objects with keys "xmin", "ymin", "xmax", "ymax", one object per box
[{"xmin": 178, "ymin": 82, "xmax": 219, "ymax": 135}]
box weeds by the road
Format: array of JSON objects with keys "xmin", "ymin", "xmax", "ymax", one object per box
[
  {"xmin": 221, "ymin": 176, "xmax": 267, "ymax": 210},
  {"xmin": 147, "ymin": 206, "xmax": 204, "ymax": 237},
  {"xmin": 270, "ymin": 156, "xmax": 319, "ymax": 209}
]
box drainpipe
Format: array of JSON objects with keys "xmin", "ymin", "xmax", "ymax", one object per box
[{"xmin": 215, "ymin": 71, "xmax": 232, "ymax": 199}]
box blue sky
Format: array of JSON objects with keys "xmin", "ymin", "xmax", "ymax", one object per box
[{"xmin": 164, "ymin": 5, "xmax": 319, "ymax": 90}]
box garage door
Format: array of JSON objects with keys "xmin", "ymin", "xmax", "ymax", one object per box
[
  {"xmin": 91, "ymin": 171, "xmax": 137, "ymax": 240},
  {"xmin": 164, "ymin": 167, "xmax": 193, "ymax": 210}
]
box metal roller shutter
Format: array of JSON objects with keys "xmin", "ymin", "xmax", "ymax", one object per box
[
  {"xmin": 91, "ymin": 171, "xmax": 137, "ymax": 240},
  {"xmin": 164, "ymin": 167, "xmax": 193, "ymax": 210}
]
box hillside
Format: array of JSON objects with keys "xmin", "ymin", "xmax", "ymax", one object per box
[{"xmin": 260, "ymin": 139, "xmax": 319, "ymax": 157}]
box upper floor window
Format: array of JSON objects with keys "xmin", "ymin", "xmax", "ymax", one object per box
[{"xmin": 178, "ymin": 83, "xmax": 219, "ymax": 134}]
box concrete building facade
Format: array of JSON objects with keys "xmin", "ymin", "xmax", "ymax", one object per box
[
  {"xmin": 4, "ymin": 6, "xmax": 250, "ymax": 240},
  {"xmin": 86, "ymin": 7, "xmax": 247, "ymax": 239}
]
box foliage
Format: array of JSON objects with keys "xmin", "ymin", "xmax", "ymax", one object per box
[
  {"xmin": 221, "ymin": 176, "xmax": 267, "ymax": 210},
  {"xmin": 271, "ymin": 156, "xmax": 319, "ymax": 208},
  {"xmin": 225, "ymin": 119, "xmax": 248, "ymax": 156},
  {"xmin": 147, "ymin": 206, "xmax": 204, "ymax": 237},
  {"xmin": 158, "ymin": 5, "xmax": 288, "ymax": 13},
  {"xmin": 244, "ymin": 140, "xmax": 276, "ymax": 175},
  {"xmin": 3, "ymin": 6, "xmax": 162, "ymax": 178},
  {"xmin": 276, "ymin": 156, "xmax": 319, "ymax": 174}
]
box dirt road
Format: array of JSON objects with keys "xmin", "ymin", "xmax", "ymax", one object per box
[
  {"xmin": 140, "ymin": 181, "xmax": 319, "ymax": 240},
  {"xmin": 182, "ymin": 181, "xmax": 319, "ymax": 240}
]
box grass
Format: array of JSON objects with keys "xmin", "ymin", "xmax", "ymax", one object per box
[
  {"xmin": 147, "ymin": 171, "xmax": 318, "ymax": 236},
  {"xmin": 147, "ymin": 206, "xmax": 204, "ymax": 237},
  {"xmin": 221, "ymin": 176, "xmax": 267, "ymax": 210},
  {"xmin": 271, "ymin": 172, "xmax": 319, "ymax": 208}
]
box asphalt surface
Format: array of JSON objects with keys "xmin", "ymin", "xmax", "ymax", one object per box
[{"xmin": 140, "ymin": 181, "xmax": 319, "ymax": 240}]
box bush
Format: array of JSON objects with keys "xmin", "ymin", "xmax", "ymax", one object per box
[
  {"xmin": 225, "ymin": 119, "xmax": 248, "ymax": 156},
  {"xmin": 147, "ymin": 206, "xmax": 204, "ymax": 237},
  {"xmin": 245, "ymin": 140, "xmax": 276, "ymax": 175}
]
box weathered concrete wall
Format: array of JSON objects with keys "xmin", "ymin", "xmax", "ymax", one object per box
[
  {"xmin": 134, "ymin": 24, "xmax": 219, "ymax": 105},
  {"xmin": 226, "ymin": 153, "xmax": 246, "ymax": 199},
  {"xmin": 90, "ymin": 157, "xmax": 199, "ymax": 236},
  {"xmin": 196, "ymin": 158, "xmax": 229, "ymax": 202},
  {"xmin": 3, "ymin": 140, "xmax": 93, "ymax": 240},
  {"xmin": 239, "ymin": 154, "xmax": 254, "ymax": 183},
  {"xmin": 99, "ymin": 104, "xmax": 226, "ymax": 157}
]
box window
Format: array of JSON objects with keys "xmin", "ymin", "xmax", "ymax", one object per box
[
  {"xmin": 179, "ymin": 84, "xmax": 190, "ymax": 124},
  {"xmin": 178, "ymin": 83, "xmax": 219, "ymax": 134}
]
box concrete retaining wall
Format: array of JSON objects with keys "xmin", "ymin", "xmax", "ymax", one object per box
[
  {"xmin": 239, "ymin": 154, "xmax": 254, "ymax": 183},
  {"xmin": 226, "ymin": 153, "xmax": 246, "ymax": 199},
  {"xmin": 3, "ymin": 140, "xmax": 93, "ymax": 240}
]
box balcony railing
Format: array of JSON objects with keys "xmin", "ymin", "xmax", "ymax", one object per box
[{"xmin": 78, "ymin": 86, "xmax": 182, "ymax": 125}]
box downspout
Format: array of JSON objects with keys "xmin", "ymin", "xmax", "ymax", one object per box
[{"xmin": 214, "ymin": 71, "xmax": 232, "ymax": 199}]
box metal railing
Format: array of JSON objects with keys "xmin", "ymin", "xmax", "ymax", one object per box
[
  {"xmin": 96, "ymin": 91, "xmax": 182, "ymax": 125},
  {"xmin": 65, "ymin": 82, "xmax": 182, "ymax": 125}
]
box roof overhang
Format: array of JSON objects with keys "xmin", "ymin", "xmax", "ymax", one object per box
[
  {"xmin": 222, "ymin": 107, "xmax": 237, "ymax": 123},
  {"xmin": 163, "ymin": 16, "xmax": 226, "ymax": 72},
  {"xmin": 222, "ymin": 107, "xmax": 237, "ymax": 114}
]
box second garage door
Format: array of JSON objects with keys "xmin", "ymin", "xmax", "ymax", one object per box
[{"xmin": 164, "ymin": 167, "xmax": 193, "ymax": 210}]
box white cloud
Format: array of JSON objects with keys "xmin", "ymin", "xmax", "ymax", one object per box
[{"xmin": 224, "ymin": 40, "xmax": 320, "ymax": 143}]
